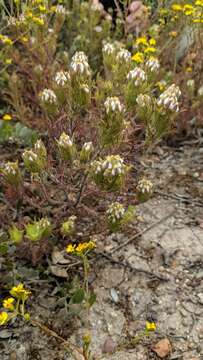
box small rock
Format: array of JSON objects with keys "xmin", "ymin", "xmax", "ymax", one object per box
[
  {"xmin": 152, "ymin": 338, "xmax": 172, "ymax": 358},
  {"xmin": 102, "ymin": 337, "xmax": 117, "ymax": 354},
  {"xmin": 110, "ymin": 288, "xmax": 119, "ymax": 303},
  {"xmin": 0, "ymin": 329, "xmax": 13, "ymax": 339}
]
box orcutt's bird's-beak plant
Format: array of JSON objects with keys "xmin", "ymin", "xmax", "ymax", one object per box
[{"xmin": 0, "ymin": 0, "xmax": 183, "ymax": 356}]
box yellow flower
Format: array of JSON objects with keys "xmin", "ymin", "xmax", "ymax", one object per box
[
  {"xmin": 183, "ymin": 4, "xmax": 194, "ymax": 15},
  {"xmin": 2, "ymin": 37, "xmax": 13, "ymax": 46},
  {"xmin": 0, "ymin": 312, "xmax": 8, "ymax": 326},
  {"xmin": 185, "ymin": 66, "xmax": 193, "ymax": 73},
  {"xmin": 66, "ymin": 244, "xmax": 76, "ymax": 253},
  {"xmin": 144, "ymin": 47, "xmax": 156, "ymax": 54},
  {"xmin": 21, "ymin": 36, "xmax": 29, "ymax": 43},
  {"xmin": 33, "ymin": 17, "xmax": 44, "ymax": 26},
  {"xmin": 195, "ymin": 0, "xmax": 203, "ymax": 5},
  {"xmin": 169, "ymin": 31, "xmax": 178, "ymax": 37},
  {"xmin": 24, "ymin": 313, "xmax": 30, "ymax": 321},
  {"xmin": 132, "ymin": 52, "xmax": 144, "ymax": 63},
  {"xmin": 5, "ymin": 59, "xmax": 12, "ymax": 65},
  {"xmin": 66, "ymin": 241, "xmax": 96, "ymax": 256},
  {"xmin": 146, "ymin": 321, "xmax": 156, "ymax": 331},
  {"xmin": 2, "ymin": 114, "xmax": 12, "ymax": 121},
  {"xmin": 149, "ymin": 38, "xmax": 156, "ymax": 46},
  {"xmin": 10, "ymin": 283, "xmax": 31, "ymax": 300},
  {"xmin": 39, "ymin": 5, "xmax": 46, "ymax": 12},
  {"xmin": 135, "ymin": 37, "xmax": 148, "ymax": 46},
  {"xmin": 3, "ymin": 298, "xmax": 15, "ymax": 311},
  {"xmin": 171, "ymin": 4, "xmax": 183, "ymax": 11}
]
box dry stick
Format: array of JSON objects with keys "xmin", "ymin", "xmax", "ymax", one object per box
[
  {"xmin": 97, "ymin": 251, "xmax": 168, "ymax": 281},
  {"xmin": 155, "ymin": 190, "xmax": 203, "ymax": 208},
  {"xmin": 110, "ymin": 210, "xmax": 174, "ymax": 254},
  {"xmin": 31, "ymin": 319, "xmax": 84, "ymax": 357}
]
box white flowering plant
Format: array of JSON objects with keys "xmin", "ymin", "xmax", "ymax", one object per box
[{"xmin": 0, "ymin": 0, "xmax": 182, "ymax": 264}]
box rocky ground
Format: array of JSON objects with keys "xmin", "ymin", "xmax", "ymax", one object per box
[{"xmin": 0, "ymin": 143, "xmax": 203, "ymax": 360}]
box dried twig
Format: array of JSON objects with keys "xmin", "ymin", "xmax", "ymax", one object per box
[{"xmin": 110, "ymin": 211, "xmax": 174, "ymax": 254}]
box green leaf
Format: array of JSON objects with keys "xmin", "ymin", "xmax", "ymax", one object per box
[
  {"xmin": 71, "ymin": 288, "xmax": 85, "ymax": 304},
  {"xmin": 88, "ymin": 292, "xmax": 97, "ymax": 307}
]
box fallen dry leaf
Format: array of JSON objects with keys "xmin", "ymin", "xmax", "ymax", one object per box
[{"xmin": 152, "ymin": 338, "xmax": 172, "ymax": 358}]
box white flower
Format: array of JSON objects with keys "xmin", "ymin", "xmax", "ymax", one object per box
[
  {"xmin": 22, "ymin": 150, "xmax": 38, "ymax": 163},
  {"xmin": 157, "ymin": 84, "xmax": 181, "ymax": 113},
  {"xmin": 136, "ymin": 94, "xmax": 152, "ymax": 108},
  {"xmin": 54, "ymin": 71, "xmax": 70, "ymax": 86},
  {"xmin": 107, "ymin": 202, "xmax": 125, "ymax": 222},
  {"xmin": 198, "ymin": 86, "xmax": 203, "ymax": 96},
  {"xmin": 70, "ymin": 51, "xmax": 90, "ymax": 76},
  {"xmin": 127, "ymin": 67, "xmax": 147, "ymax": 86},
  {"xmin": 137, "ymin": 178, "xmax": 153, "ymax": 194},
  {"xmin": 55, "ymin": 4, "xmax": 66, "ymax": 14},
  {"xmin": 146, "ymin": 57, "xmax": 160, "ymax": 72},
  {"xmin": 57, "ymin": 132, "xmax": 73, "ymax": 148},
  {"xmin": 91, "ymin": 0, "xmax": 104, "ymax": 12},
  {"xmin": 116, "ymin": 48, "xmax": 131, "ymax": 62},
  {"xmin": 92, "ymin": 155, "xmax": 126, "ymax": 178},
  {"xmin": 40, "ymin": 89, "xmax": 57, "ymax": 104},
  {"xmin": 104, "ymin": 96, "xmax": 123, "ymax": 114},
  {"xmin": 83, "ymin": 142, "xmax": 93, "ymax": 151},
  {"xmin": 102, "ymin": 42, "xmax": 115, "ymax": 55}
]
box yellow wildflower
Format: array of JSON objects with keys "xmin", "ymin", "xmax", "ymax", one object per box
[
  {"xmin": 3, "ymin": 298, "xmax": 15, "ymax": 311},
  {"xmin": 21, "ymin": 36, "xmax": 28, "ymax": 43},
  {"xmin": 149, "ymin": 38, "xmax": 156, "ymax": 46},
  {"xmin": 2, "ymin": 37, "xmax": 13, "ymax": 46},
  {"xmin": 10, "ymin": 283, "xmax": 31, "ymax": 300},
  {"xmin": 144, "ymin": 47, "xmax": 156, "ymax": 54},
  {"xmin": 0, "ymin": 312, "xmax": 8, "ymax": 326},
  {"xmin": 66, "ymin": 244, "xmax": 76, "ymax": 253},
  {"xmin": 171, "ymin": 4, "xmax": 183, "ymax": 11},
  {"xmin": 183, "ymin": 4, "xmax": 194, "ymax": 15},
  {"xmin": 66, "ymin": 241, "xmax": 96, "ymax": 256},
  {"xmin": 132, "ymin": 52, "xmax": 144, "ymax": 63},
  {"xmin": 185, "ymin": 67, "xmax": 193, "ymax": 73},
  {"xmin": 5, "ymin": 59, "xmax": 12, "ymax": 65},
  {"xmin": 146, "ymin": 321, "xmax": 156, "ymax": 331},
  {"xmin": 39, "ymin": 5, "xmax": 46, "ymax": 12},
  {"xmin": 169, "ymin": 31, "xmax": 178, "ymax": 37},
  {"xmin": 2, "ymin": 114, "xmax": 12, "ymax": 121},
  {"xmin": 135, "ymin": 37, "xmax": 148, "ymax": 46},
  {"xmin": 195, "ymin": 0, "xmax": 203, "ymax": 5},
  {"xmin": 33, "ymin": 17, "xmax": 44, "ymax": 26}
]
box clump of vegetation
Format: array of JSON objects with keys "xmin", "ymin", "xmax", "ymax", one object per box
[{"xmin": 0, "ymin": 0, "xmax": 201, "ymax": 357}]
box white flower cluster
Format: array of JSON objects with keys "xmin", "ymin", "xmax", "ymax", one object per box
[
  {"xmin": 22, "ymin": 150, "xmax": 38, "ymax": 163},
  {"xmin": 91, "ymin": 0, "xmax": 104, "ymax": 12},
  {"xmin": 54, "ymin": 71, "xmax": 70, "ymax": 86},
  {"xmin": 4, "ymin": 162, "xmax": 18, "ymax": 176},
  {"xmin": 55, "ymin": 4, "xmax": 66, "ymax": 14},
  {"xmin": 104, "ymin": 96, "xmax": 123, "ymax": 114},
  {"xmin": 198, "ymin": 86, "xmax": 203, "ymax": 97},
  {"xmin": 106, "ymin": 202, "xmax": 125, "ymax": 223},
  {"xmin": 70, "ymin": 51, "xmax": 90, "ymax": 76},
  {"xmin": 93, "ymin": 155, "xmax": 125, "ymax": 177},
  {"xmin": 39, "ymin": 218, "xmax": 51, "ymax": 230},
  {"xmin": 57, "ymin": 132, "xmax": 73, "ymax": 148},
  {"xmin": 157, "ymin": 84, "xmax": 181, "ymax": 112},
  {"xmin": 136, "ymin": 94, "xmax": 152, "ymax": 108},
  {"xmin": 40, "ymin": 89, "xmax": 57, "ymax": 104},
  {"xmin": 102, "ymin": 42, "xmax": 115, "ymax": 55},
  {"xmin": 146, "ymin": 57, "xmax": 160, "ymax": 72},
  {"xmin": 137, "ymin": 178, "xmax": 153, "ymax": 194},
  {"xmin": 127, "ymin": 67, "xmax": 147, "ymax": 86},
  {"xmin": 81, "ymin": 84, "xmax": 90, "ymax": 93},
  {"xmin": 83, "ymin": 142, "xmax": 93, "ymax": 152},
  {"xmin": 116, "ymin": 48, "xmax": 131, "ymax": 62}
]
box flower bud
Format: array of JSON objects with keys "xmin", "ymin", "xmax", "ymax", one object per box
[
  {"xmin": 57, "ymin": 132, "xmax": 76, "ymax": 162},
  {"xmin": 137, "ymin": 177, "xmax": 154, "ymax": 202},
  {"xmin": 80, "ymin": 142, "xmax": 94, "ymax": 163},
  {"xmin": 61, "ymin": 215, "xmax": 77, "ymax": 236},
  {"xmin": 9, "ymin": 225, "xmax": 24, "ymax": 243},
  {"xmin": 1, "ymin": 161, "xmax": 22, "ymax": 186}
]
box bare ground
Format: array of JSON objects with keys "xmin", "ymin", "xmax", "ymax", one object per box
[{"xmin": 0, "ymin": 143, "xmax": 203, "ymax": 360}]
